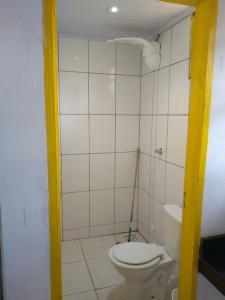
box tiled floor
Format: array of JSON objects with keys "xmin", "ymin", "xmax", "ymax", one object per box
[{"xmin": 61, "ymin": 233, "xmax": 145, "ymax": 300}]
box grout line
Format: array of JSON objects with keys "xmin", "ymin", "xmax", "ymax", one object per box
[
  {"xmin": 62, "ymin": 221, "xmax": 138, "ymax": 233},
  {"xmin": 138, "ymin": 152, "xmax": 185, "ymax": 169},
  {"xmin": 63, "ymin": 289, "xmax": 95, "ymax": 298},
  {"xmin": 59, "ymin": 112, "xmax": 188, "ymax": 116},
  {"xmin": 58, "ymin": 69, "xmax": 141, "ymax": 77},
  {"xmin": 61, "ymin": 185, "xmax": 140, "ymax": 195},
  {"xmin": 78, "ymin": 239, "xmax": 97, "ymax": 292},
  {"xmin": 88, "ymin": 40, "xmax": 91, "ymax": 238},
  {"xmin": 60, "ymin": 151, "xmax": 138, "ymax": 156},
  {"xmin": 137, "ymin": 52, "xmax": 142, "ymax": 229},
  {"xmin": 140, "ymin": 57, "xmax": 190, "ymax": 77},
  {"xmin": 114, "ymin": 44, "xmax": 117, "ymax": 235}
]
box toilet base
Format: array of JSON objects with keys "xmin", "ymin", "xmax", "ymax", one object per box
[{"xmin": 116, "ymin": 262, "xmax": 175, "ymax": 300}]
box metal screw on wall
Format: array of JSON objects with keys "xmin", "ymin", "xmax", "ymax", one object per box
[{"xmin": 155, "ymin": 148, "xmax": 163, "ymax": 155}]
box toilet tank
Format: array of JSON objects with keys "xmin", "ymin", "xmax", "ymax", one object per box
[{"xmin": 163, "ymin": 205, "xmax": 182, "ymax": 261}]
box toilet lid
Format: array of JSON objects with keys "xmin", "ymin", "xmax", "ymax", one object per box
[{"xmin": 112, "ymin": 242, "xmax": 163, "ymax": 265}]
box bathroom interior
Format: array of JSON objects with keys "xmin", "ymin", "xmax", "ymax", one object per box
[{"xmin": 57, "ymin": 1, "xmax": 193, "ymax": 299}]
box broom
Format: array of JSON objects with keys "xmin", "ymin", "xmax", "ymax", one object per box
[{"xmin": 128, "ymin": 147, "xmax": 140, "ymax": 242}]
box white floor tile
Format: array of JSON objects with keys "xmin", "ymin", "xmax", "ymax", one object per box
[
  {"xmin": 87, "ymin": 258, "xmax": 124, "ymax": 289},
  {"xmin": 61, "ymin": 240, "xmax": 84, "ymax": 263},
  {"xmin": 80, "ymin": 236, "xmax": 116, "ymax": 260},
  {"xmin": 62, "ymin": 262, "xmax": 94, "ymax": 296},
  {"xmin": 63, "ymin": 291, "xmax": 97, "ymax": 300},
  {"xmin": 96, "ymin": 286, "xmax": 123, "ymax": 300}
]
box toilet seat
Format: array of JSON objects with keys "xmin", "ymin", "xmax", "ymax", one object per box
[{"xmin": 112, "ymin": 242, "xmax": 163, "ymax": 265}]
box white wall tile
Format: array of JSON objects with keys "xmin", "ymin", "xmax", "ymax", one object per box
[
  {"xmin": 58, "ymin": 118, "xmax": 62, "ymax": 154},
  {"xmin": 116, "ymin": 44, "xmax": 141, "ymax": 75},
  {"xmin": 165, "ymin": 163, "xmax": 185, "ymax": 207},
  {"xmin": 59, "ymin": 72, "xmax": 88, "ymax": 114},
  {"xmin": 90, "ymin": 190, "xmax": 114, "ymax": 226},
  {"xmin": 62, "ymin": 192, "xmax": 89, "ymax": 230},
  {"xmin": 89, "ymin": 74, "xmax": 115, "ymax": 114},
  {"xmin": 138, "ymin": 222, "xmax": 149, "ymax": 242},
  {"xmin": 139, "ymin": 153, "xmax": 150, "ymax": 193},
  {"xmin": 116, "ymin": 76, "xmax": 140, "ymax": 114},
  {"xmin": 151, "ymin": 197, "xmax": 164, "ymax": 245},
  {"xmin": 60, "ymin": 115, "xmax": 89, "ymax": 154},
  {"xmin": 90, "ymin": 224, "xmax": 115, "ymax": 237},
  {"xmin": 115, "ymin": 221, "xmax": 137, "ymax": 234},
  {"xmin": 90, "ymin": 115, "xmax": 115, "ymax": 153},
  {"xmin": 152, "ymin": 158, "xmax": 166, "ymax": 203},
  {"xmin": 169, "ymin": 60, "xmax": 190, "ymax": 114},
  {"xmin": 63, "ymin": 227, "xmax": 89, "ymax": 241},
  {"xmin": 142, "ymin": 54, "xmax": 151, "ymax": 75},
  {"xmin": 155, "ymin": 116, "xmax": 168, "ymax": 160},
  {"xmin": 138, "ymin": 189, "xmax": 150, "ymax": 231},
  {"xmin": 116, "ymin": 152, "xmax": 136, "ymax": 188},
  {"xmin": 152, "ymin": 72, "xmax": 158, "ymax": 115},
  {"xmin": 150, "ymin": 156, "xmax": 155, "ymax": 194},
  {"xmin": 62, "ymin": 155, "xmax": 89, "ymax": 193},
  {"xmin": 157, "ymin": 67, "xmax": 170, "ymax": 114},
  {"xmin": 90, "ymin": 154, "xmax": 115, "ymax": 190},
  {"xmin": 59, "ymin": 37, "xmax": 88, "ymax": 72},
  {"xmin": 171, "ymin": 17, "xmax": 191, "ymax": 64},
  {"xmin": 89, "ymin": 41, "xmax": 115, "ymax": 74},
  {"xmin": 159, "ymin": 28, "xmax": 172, "ymax": 68},
  {"xmin": 115, "ymin": 188, "xmax": 138, "ymax": 223},
  {"xmin": 151, "ymin": 116, "xmax": 157, "ymax": 156},
  {"xmin": 167, "ymin": 116, "xmax": 188, "ymax": 167},
  {"xmin": 116, "ymin": 116, "xmax": 139, "ymax": 152},
  {"xmin": 140, "ymin": 116, "xmax": 152, "ymax": 154},
  {"xmin": 141, "ymin": 73, "xmax": 154, "ymax": 114}
]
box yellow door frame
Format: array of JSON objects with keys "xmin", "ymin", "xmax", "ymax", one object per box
[
  {"xmin": 43, "ymin": 0, "xmax": 62, "ymax": 299},
  {"xmin": 163, "ymin": 0, "xmax": 218, "ymax": 299},
  {"xmin": 42, "ymin": 0, "xmax": 218, "ymax": 299}
]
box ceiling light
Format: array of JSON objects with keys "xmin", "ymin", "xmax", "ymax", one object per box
[{"xmin": 109, "ymin": 6, "xmax": 119, "ymax": 13}]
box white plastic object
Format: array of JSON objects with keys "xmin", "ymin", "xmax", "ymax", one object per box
[
  {"xmin": 163, "ymin": 204, "xmax": 183, "ymax": 261},
  {"xmin": 107, "ymin": 37, "xmax": 161, "ymax": 71},
  {"xmin": 172, "ymin": 288, "xmax": 178, "ymax": 300},
  {"xmin": 112, "ymin": 242, "xmax": 163, "ymax": 265}
]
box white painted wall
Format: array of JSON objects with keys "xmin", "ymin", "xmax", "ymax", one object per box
[
  {"xmin": 197, "ymin": 274, "xmax": 225, "ymax": 300},
  {"xmin": 0, "ymin": 1, "xmax": 50, "ymax": 299},
  {"xmin": 198, "ymin": 1, "xmax": 225, "ymax": 298},
  {"xmin": 201, "ymin": 0, "xmax": 225, "ymax": 238}
]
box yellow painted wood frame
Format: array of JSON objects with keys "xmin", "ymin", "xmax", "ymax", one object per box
[
  {"xmin": 43, "ymin": 0, "xmax": 62, "ymax": 299},
  {"xmin": 42, "ymin": 0, "xmax": 217, "ymax": 299},
  {"xmin": 162, "ymin": 0, "xmax": 218, "ymax": 299}
]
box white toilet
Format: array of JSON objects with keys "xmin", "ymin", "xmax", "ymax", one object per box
[{"xmin": 108, "ymin": 204, "xmax": 182, "ymax": 300}]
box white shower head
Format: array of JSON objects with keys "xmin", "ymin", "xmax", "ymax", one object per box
[{"xmin": 107, "ymin": 37, "xmax": 161, "ymax": 71}]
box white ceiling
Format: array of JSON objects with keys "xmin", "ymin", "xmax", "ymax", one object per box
[{"xmin": 57, "ymin": 0, "xmax": 191, "ymax": 40}]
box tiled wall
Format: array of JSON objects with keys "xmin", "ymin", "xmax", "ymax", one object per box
[
  {"xmin": 138, "ymin": 17, "xmax": 191, "ymax": 242},
  {"xmin": 58, "ymin": 37, "xmax": 142, "ymax": 240}
]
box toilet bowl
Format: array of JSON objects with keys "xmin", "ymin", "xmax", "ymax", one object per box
[{"xmin": 108, "ymin": 204, "xmax": 182, "ymax": 300}]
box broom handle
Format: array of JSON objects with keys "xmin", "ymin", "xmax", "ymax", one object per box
[{"xmin": 128, "ymin": 147, "xmax": 140, "ymax": 242}]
